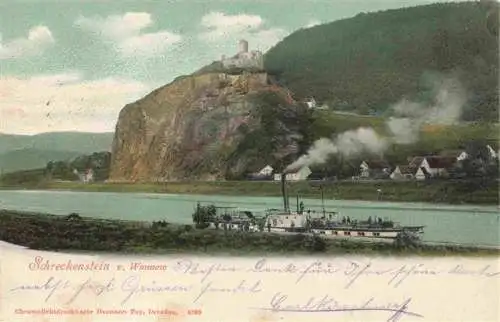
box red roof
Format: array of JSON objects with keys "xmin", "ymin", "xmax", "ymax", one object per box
[
  {"xmin": 363, "ymin": 160, "xmax": 390, "ymax": 169},
  {"xmin": 408, "ymin": 157, "xmax": 425, "ymax": 168},
  {"xmin": 397, "ymin": 165, "xmax": 418, "ymax": 175},
  {"xmin": 408, "ymin": 156, "xmax": 455, "ymax": 169},
  {"xmin": 426, "ymin": 156, "xmax": 456, "ymax": 169},
  {"xmin": 439, "ymin": 150, "xmax": 465, "ymax": 158}
]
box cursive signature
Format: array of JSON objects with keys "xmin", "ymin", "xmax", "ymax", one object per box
[{"xmin": 252, "ymin": 292, "xmax": 423, "ymax": 322}]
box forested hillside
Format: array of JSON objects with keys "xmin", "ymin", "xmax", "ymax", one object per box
[
  {"xmin": 264, "ymin": 1, "xmax": 499, "ymax": 121},
  {"xmin": 0, "ymin": 151, "xmax": 111, "ymax": 186},
  {"xmin": 0, "ymin": 131, "xmax": 113, "ymax": 173}
]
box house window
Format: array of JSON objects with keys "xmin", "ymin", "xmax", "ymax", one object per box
[
  {"xmin": 373, "ymin": 232, "xmax": 380, "ymax": 237},
  {"xmin": 358, "ymin": 232, "xmax": 365, "ymax": 236},
  {"xmin": 344, "ymin": 231, "xmax": 351, "ymax": 236}
]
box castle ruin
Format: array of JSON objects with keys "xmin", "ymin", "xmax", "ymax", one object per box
[{"xmin": 221, "ymin": 40, "xmax": 264, "ymax": 70}]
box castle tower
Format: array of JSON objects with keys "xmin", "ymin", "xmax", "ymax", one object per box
[{"xmin": 238, "ymin": 39, "xmax": 249, "ymax": 53}]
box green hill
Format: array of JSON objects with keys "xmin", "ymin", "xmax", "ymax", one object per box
[
  {"xmin": 0, "ymin": 149, "xmax": 83, "ymax": 174},
  {"xmin": 264, "ymin": 1, "xmax": 499, "ymax": 121}
]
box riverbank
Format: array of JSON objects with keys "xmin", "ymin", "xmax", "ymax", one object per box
[
  {"xmin": 0, "ymin": 209, "xmax": 498, "ymax": 256},
  {"xmin": 1, "ymin": 179, "xmax": 498, "ymax": 205}
]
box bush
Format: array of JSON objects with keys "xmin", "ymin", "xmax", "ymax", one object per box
[
  {"xmin": 303, "ymin": 235, "xmax": 327, "ymax": 252},
  {"xmin": 195, "ymin": 222, "xmax": 210, "ymax": 229},
  {"xmin": 394, "ymin": 231, "xmax": 421, "ymax": 249}
]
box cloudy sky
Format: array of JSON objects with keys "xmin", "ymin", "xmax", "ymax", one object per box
[{"xmin": 1, "ymin": 0, "xmax": 460, "ymax": 134}]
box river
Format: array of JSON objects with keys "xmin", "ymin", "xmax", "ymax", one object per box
[{"xmin": 0, "ymin": 190, "xmax": 498, "ymax": 247}]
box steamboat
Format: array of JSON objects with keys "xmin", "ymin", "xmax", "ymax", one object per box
[{"xmin": 195, "ymin": 172, "xmax": 425, "ymax": 241}]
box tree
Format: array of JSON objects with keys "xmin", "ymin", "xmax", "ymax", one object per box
[
  {"xmin": 192, "ymin": 203, "xmax": 217, "ymax": 228},
  {"xmin": 461, "ymin": 141, "xmax": 496, "ymax": 178},
  {"xmin": 264, "ymin": 2, "xmax": 498, "ymax": 122}
]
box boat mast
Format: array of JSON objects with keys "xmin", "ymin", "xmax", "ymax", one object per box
[{"xmin": 321, "ymin": 184, "xmax": 326, "ymax": 217}]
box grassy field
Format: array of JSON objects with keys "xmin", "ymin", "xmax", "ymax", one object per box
[
  {"xmin": 0, "ymin": 209, "xmax": 498, "ymax": 256},
  {"xmin": 1, "ymin": 179, "xmax": 496, "ymax": 205}
]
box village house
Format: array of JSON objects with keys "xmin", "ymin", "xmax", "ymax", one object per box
[
  {"xmin": 73, "ymin": 168, "xmax": 94, "ymax": 183},
  {"xmin": 407, "ymin": 156, "xmax": 456, "ymax": 179},
  {"xmin": 258, "ymin": 165, "xmax": 274, "ymax": 176},
  {"xmin": 85, "ymin": 169, "xmax": 94, "ymax": 183},
  {"xmin": 273, "ymin": 166, "xmax": 312, "ymax": 181},
  {"xmin": 486, "ymin": 145, "xmax": 497, "ymax": 159},
  {"xmin": 247, "ymin": 165, "xmax": 274, "ymax": 180},
  {"xmin": 390, "ymin": 165, "xmax": 428, "ymax": 181},
  {"xmin": 305, "ymin": 97, "xmax": 317, "ymax": 109},
  {"xmin": 359, "ymin": 160, "xmax": 391, "ymax": 179}
]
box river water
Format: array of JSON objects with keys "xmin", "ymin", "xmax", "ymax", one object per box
[{"xmin": 0, "ymin": 190, "xmax": 498, "ymax": 246}]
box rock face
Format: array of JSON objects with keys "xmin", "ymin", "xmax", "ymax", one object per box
[{"xmin": 109, "ymin": 72, "xmax": 308, "ymax": 182}]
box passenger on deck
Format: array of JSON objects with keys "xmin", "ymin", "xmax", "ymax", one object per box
[{"xmin": 347, "ymin": 216, "xmax": 351, "ymax": 224}]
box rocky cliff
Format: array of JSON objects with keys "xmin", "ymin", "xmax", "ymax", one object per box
[{"xmin": 109, "ymin": 72, "xmax": 311, "ymax": 182}]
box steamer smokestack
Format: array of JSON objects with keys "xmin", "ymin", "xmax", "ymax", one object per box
[{"xmin": 281, "ymin": 172, "xmax": 289, "ymax": 212}]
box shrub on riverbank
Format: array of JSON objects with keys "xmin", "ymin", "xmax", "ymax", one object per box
[{"xmin": 0, "ymin": 210, "xmax": 497, "ymax": 256}]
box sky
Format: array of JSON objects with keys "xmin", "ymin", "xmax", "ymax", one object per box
[{"xmin": 0, "ymin": 0, "xmax": 465, "ymax": 135}]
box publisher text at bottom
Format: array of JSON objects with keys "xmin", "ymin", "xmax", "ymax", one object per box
[{"xmin": 14, "ymin": 308, "xmax": 203, "ymax": 316}]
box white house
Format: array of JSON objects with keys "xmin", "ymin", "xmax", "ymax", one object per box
[
  {"xmin": 457, "ymin": 151, "xmax": 469, "ymax": 161},
  {"xmin": 408, "ymin": 156, "xmax": 455, "ymax": 178},
  {"xmin": 74, "ymin": 168, "xmax": 94, "ymax": 183},
  {"xmin": 390, "ymin": 165, "xmax": 427, "ymax": 181},
  {"xmin": 486, "ymin": 145, "xmax": 497, "ymax": 159},
  {"xmin": 258, "ymin": 165, "xmax": 274, "ymax": 176},
  {"xmin": 84, "ymin": 169, "xmax": 94, "ymax": 183},
  {"xmin": 273, "ymin": 166, "xmax": 312, "ymax": 181},
  {"xmin": 305, "ymin": 97, "xmax": 317, "ymax": 109}
]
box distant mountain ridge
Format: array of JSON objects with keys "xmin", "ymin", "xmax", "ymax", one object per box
[
  {"xmin": 0, "ymin": 132, "xmax": 113, "ymax": 154},
  {"xmin": 0, "ymin": 132, "xmax": 113, "ymax": 173}
]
